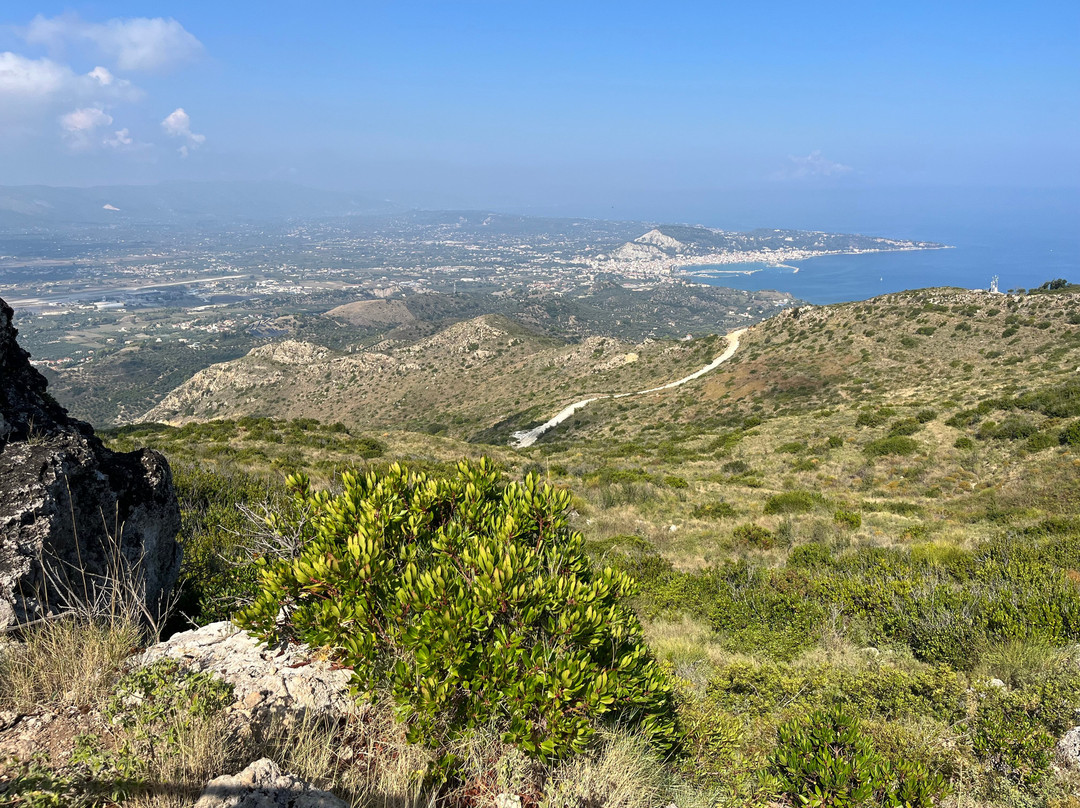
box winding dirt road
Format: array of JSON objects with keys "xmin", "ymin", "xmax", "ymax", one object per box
[{"xmin": 510, "ymin": 328, "xmax": 746, "ymax": 448}]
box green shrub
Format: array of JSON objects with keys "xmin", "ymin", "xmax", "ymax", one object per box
[
  {"xmin": 172, "ymin": 464, "xmax": 284, "ymax": 625},
  {"xmin": 1014, "ymin": 381, "xmax": 1080, "ymax": 417},
  {"xmin": 769, "ymin": 707, "xmax": 947, "ymax": 808},
  {"xmin": 663, "ymin": 475, "xmax": 689, "ymax": 489},
  {"xmin": 706, "ymin": 565, "xmax": 820, "ymax": 659},
  {"xmin": 777, "ymin": 441, "xmax": 807, "ymax": 454},
  {"xmin": 863, "ymin": 436, "xmax": 919, "ymax": 458},
  {"xmin": 978, "ymin": 416, "xmax": 1037, "ymax": 441},
  {"xmin": 971, "ymin": 686, "xmax": 1056, "ymax": 786},
  {"xmin": 692, "ymin": 501, "xmax": 737, "ymax": 519},
  {"xmin": 827, "ymin": 435, "xmax": 844, "ymax": 449},
  {"xmin": 787, "ymin": 543, "xmax": 831, "ymax": 570},
  {"xmin": 855, "ymin": 411, "xmax": 886, "ymax": 428},
  {"xmin": 954, "ymin": 436, "xmax": 975, "ymax": 450},
  {"xmin": 915, "ymin": 409, "xmax": 937, "ymax": 423},
  {"xmin": 1026, "ymin": 432, "xmax": 1056, "ymax": 451},
  {"xmin": 732, "ymin": 522, "xmax": 773, "ymax": 548},
  {"xmin": 833, "ymin": 509, "xmax": 862, "ymax": 529},
  {"xmin": 236, "ymin": 459, "xmax": 679, "ymax": 761},
  {"xmin": 1060, "ymin": 420, "xmax": 1080, "ymax": 446},
  {"xmin": 108, "ymin": 658, "xmax": 235, "ymax": 746},
  {"xmin": 764, "ymin": 490, "xmax": 827, "ymax": 515},
  {"xmin": 887, "ymin": 419, "xmax": 921, "ymax": 436}
]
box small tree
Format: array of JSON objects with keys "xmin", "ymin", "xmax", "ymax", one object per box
[{"xmin": 236, "ymin": 458, "xmax": 678, "ymax": 760}]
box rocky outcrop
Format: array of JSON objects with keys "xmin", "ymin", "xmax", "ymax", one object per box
[
  {"xmin": 194, "ymin": 758, "xmax": 348, "ymax": 808},
  {"xmin": 1057, "ymin": 726, "xmax": 1080, "ymax": 770},
  {"xmin": 139, "ymin": 621, "xmax": 358, "ymax": 725},
  {"xmin": 0, "ymin": 297, "xmax": 181, "ymax": 629}
]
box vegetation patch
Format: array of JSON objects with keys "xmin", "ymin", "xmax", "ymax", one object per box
[{"xmin": 236, "ymin": 459, "xmax": 679, "ymax": 761}]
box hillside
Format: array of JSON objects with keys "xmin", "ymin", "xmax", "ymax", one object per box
[
  {"xmin": 141, "ymin": 313, "xmax": 729, "ymax": 441},
  {"xmin": 15, "ymin": 284, "xmax": 1080, "ymax": 808},
  {"xmin": 36, "ymin": 281, "xmax": 793, "ymax": 427}
]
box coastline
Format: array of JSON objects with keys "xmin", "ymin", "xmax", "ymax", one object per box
[{"xmin": 676, "ymin": 243, "xmax": 955, "ymax": 280}]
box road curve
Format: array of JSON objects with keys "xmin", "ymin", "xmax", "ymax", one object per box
[{"xmin": 510, "ymin": 328, "xmax": 746, "ymax": 449}]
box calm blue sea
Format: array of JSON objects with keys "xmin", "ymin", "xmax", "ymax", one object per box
[{"xmin": 678, "ymin": 187, "xmax": 1080, "ymax": 305}]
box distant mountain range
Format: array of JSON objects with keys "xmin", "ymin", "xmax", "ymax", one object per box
[{"xmin": 0, "ymin": 181, "xmax": 398, "ymax": 227}]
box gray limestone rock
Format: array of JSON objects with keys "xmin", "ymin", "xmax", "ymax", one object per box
[
  {"xmin": 0, "ymin": 297, "xmax": 181, "ymax": 628},
  {"xmin": 1057, "ymin": 725, "xmax": 1080, "ymax": 770},
  {"xmin": 194, "ymin": 758, "xmax": 348, "ymax": 808},
  {"xmin": 139, "ymin": 621, "xmax": 358, "ymax": 725}
]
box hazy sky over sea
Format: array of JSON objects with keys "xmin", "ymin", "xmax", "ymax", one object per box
[{"xmin": 1, "ymin": 1, "xmax": 1077, "ymax": 210}]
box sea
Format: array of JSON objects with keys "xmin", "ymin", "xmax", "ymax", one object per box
[
  {"xmin": 575, "ymin": 186, "xmax": 1080, "ymax": 306},
  {"xmin": 679, "ymin": 187, "xmax": 1080, "ymax": 305}
]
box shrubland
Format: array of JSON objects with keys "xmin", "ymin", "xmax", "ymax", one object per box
[{"xmin": 7, "ymin": 287, "xmax": 1080, "ymax": 807}]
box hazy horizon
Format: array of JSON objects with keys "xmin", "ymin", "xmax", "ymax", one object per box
[{"xmin": 2, "ymin": 2, "xmax": 1077, "ymax": 219}]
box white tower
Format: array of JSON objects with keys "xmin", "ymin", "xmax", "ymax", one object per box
[{"xmin": 989, "ymin": 275, "xmax": 999, "ymax": 294}]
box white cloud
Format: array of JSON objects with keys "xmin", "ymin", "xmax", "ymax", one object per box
[
  {"xmin": 59, "ymin": 106, "xmax": 114, "ymax": 150},
  {"xmin": 60, "ymin": 106, "xmax": 112, "ymax": 132},
  {"xmin": 773, "ymin": 150, "xmax": 853, "ymax": 181},
  {"xmin": 24, "ymin": 13, "xmax": 203, "ymax": 72},
  {"xmin": 87, "ymin": 66, "xmax": 114, "ymax": 86},
  {"xmin": 0, "ymin": 52, "xmax": 138, "ymax": 105},
  {"xmin": 105, "ymin": 128, "xmax": 133, "ymax": 148},
  {"xmin": 0, "ymin": 52, "xmax": 73, "ymax": 98},
  {"xmin": 162, "ymin": 107, "xmax": 205, "ymax": 155}
]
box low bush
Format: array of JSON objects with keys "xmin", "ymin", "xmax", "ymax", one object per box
[
  {"xmin": 1026, "ymin": 432, "xmax": 1056, "ymax": 451},
  {"xmin": 855, "ymin": 411, "xmax": 886, "ymax": 428},
  {"xmin": 769, "ymin": 707, "xmax": 948, "ymax": 808},
  {"xmin": 236, "ymin": 459, "xmax": 679, "ymax": 761},
  {"xmin": 888, "ymin": 418, "xmax": 921, "ymax": 436},
  {"xmin": 732, "ymin": 522, "xmax": 773, "ymax": 547},
  {"xmin": 863, "ymin": 436, "xmax": 919, "ymax": 458},
  {"xmin": 764, "ymin": 490, "xmax": 827, "ymax": 515},
  {"xmin": 1060, "ymin": 420, "xmax": 1080, "ymax": 446},
  {"xmin": 788, "ymin": 542, "xmax": 832, "ymax": 570},
  {"xmin": 833, "ymin": 509, "xmax": 862, "ymax": 529},
  {"xmin": 978, "ymin": 416, "xmax": 1038, "ymax": 441},
  {"xmin": 692, "ymin": 501, "xmax": 738, "ymax": 519}
]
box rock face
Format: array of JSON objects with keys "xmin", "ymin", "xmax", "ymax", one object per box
[
  {"xmin": 194, "ymin": 758, "xmax": 348, "ymax": 808},
  {"xmin": 0, "ymin": 297, "xmax": 181, "ymax": 628},
  {"xmin": 139, "ymin": 621, "xmax": 357, "ymax": 725}
]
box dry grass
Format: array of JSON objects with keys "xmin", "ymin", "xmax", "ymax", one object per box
[
  {"xmin": 542, "ymin": 729, "xmax": 666, "ymax": 808},
  {"xmin": 260, "ymin": 705, "xmax": 433, "ymax": 808},
  {"xmin": 0, "ymin": 616, "xmax": 140, "ymax": 711},
  {"xmin": 124, "ymin": 710, "xmax": 237, "ymax": 808}
]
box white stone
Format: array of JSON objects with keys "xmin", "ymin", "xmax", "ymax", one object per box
[{"xmin": 194, "ymin": 758, "xmax": 348, "ymax": 808}]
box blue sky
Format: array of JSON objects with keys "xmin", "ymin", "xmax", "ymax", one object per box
[{"xmin": 1, "ymin": 1, "xmax": 1078, "ymax": 210}]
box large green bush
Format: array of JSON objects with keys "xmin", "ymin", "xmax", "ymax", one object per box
[{"xmin": 236, "ymin": 459, "xmax": 678, "ymax": 760}]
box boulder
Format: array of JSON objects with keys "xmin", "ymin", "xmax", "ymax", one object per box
[
  {"xmin": 1057, "ymin": 725, "xmax": 1080, "ymax": 770},
  {"xmin": 0, "ymin": 297, "xmax": 181, "ymax": 628},
  {"xmin": 139, "ymin": 621, "xmax": 358, "ymax": 725},
  {"xmin": 194, "ymin": 758, "xmax": 348, "ymax": 808}
]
